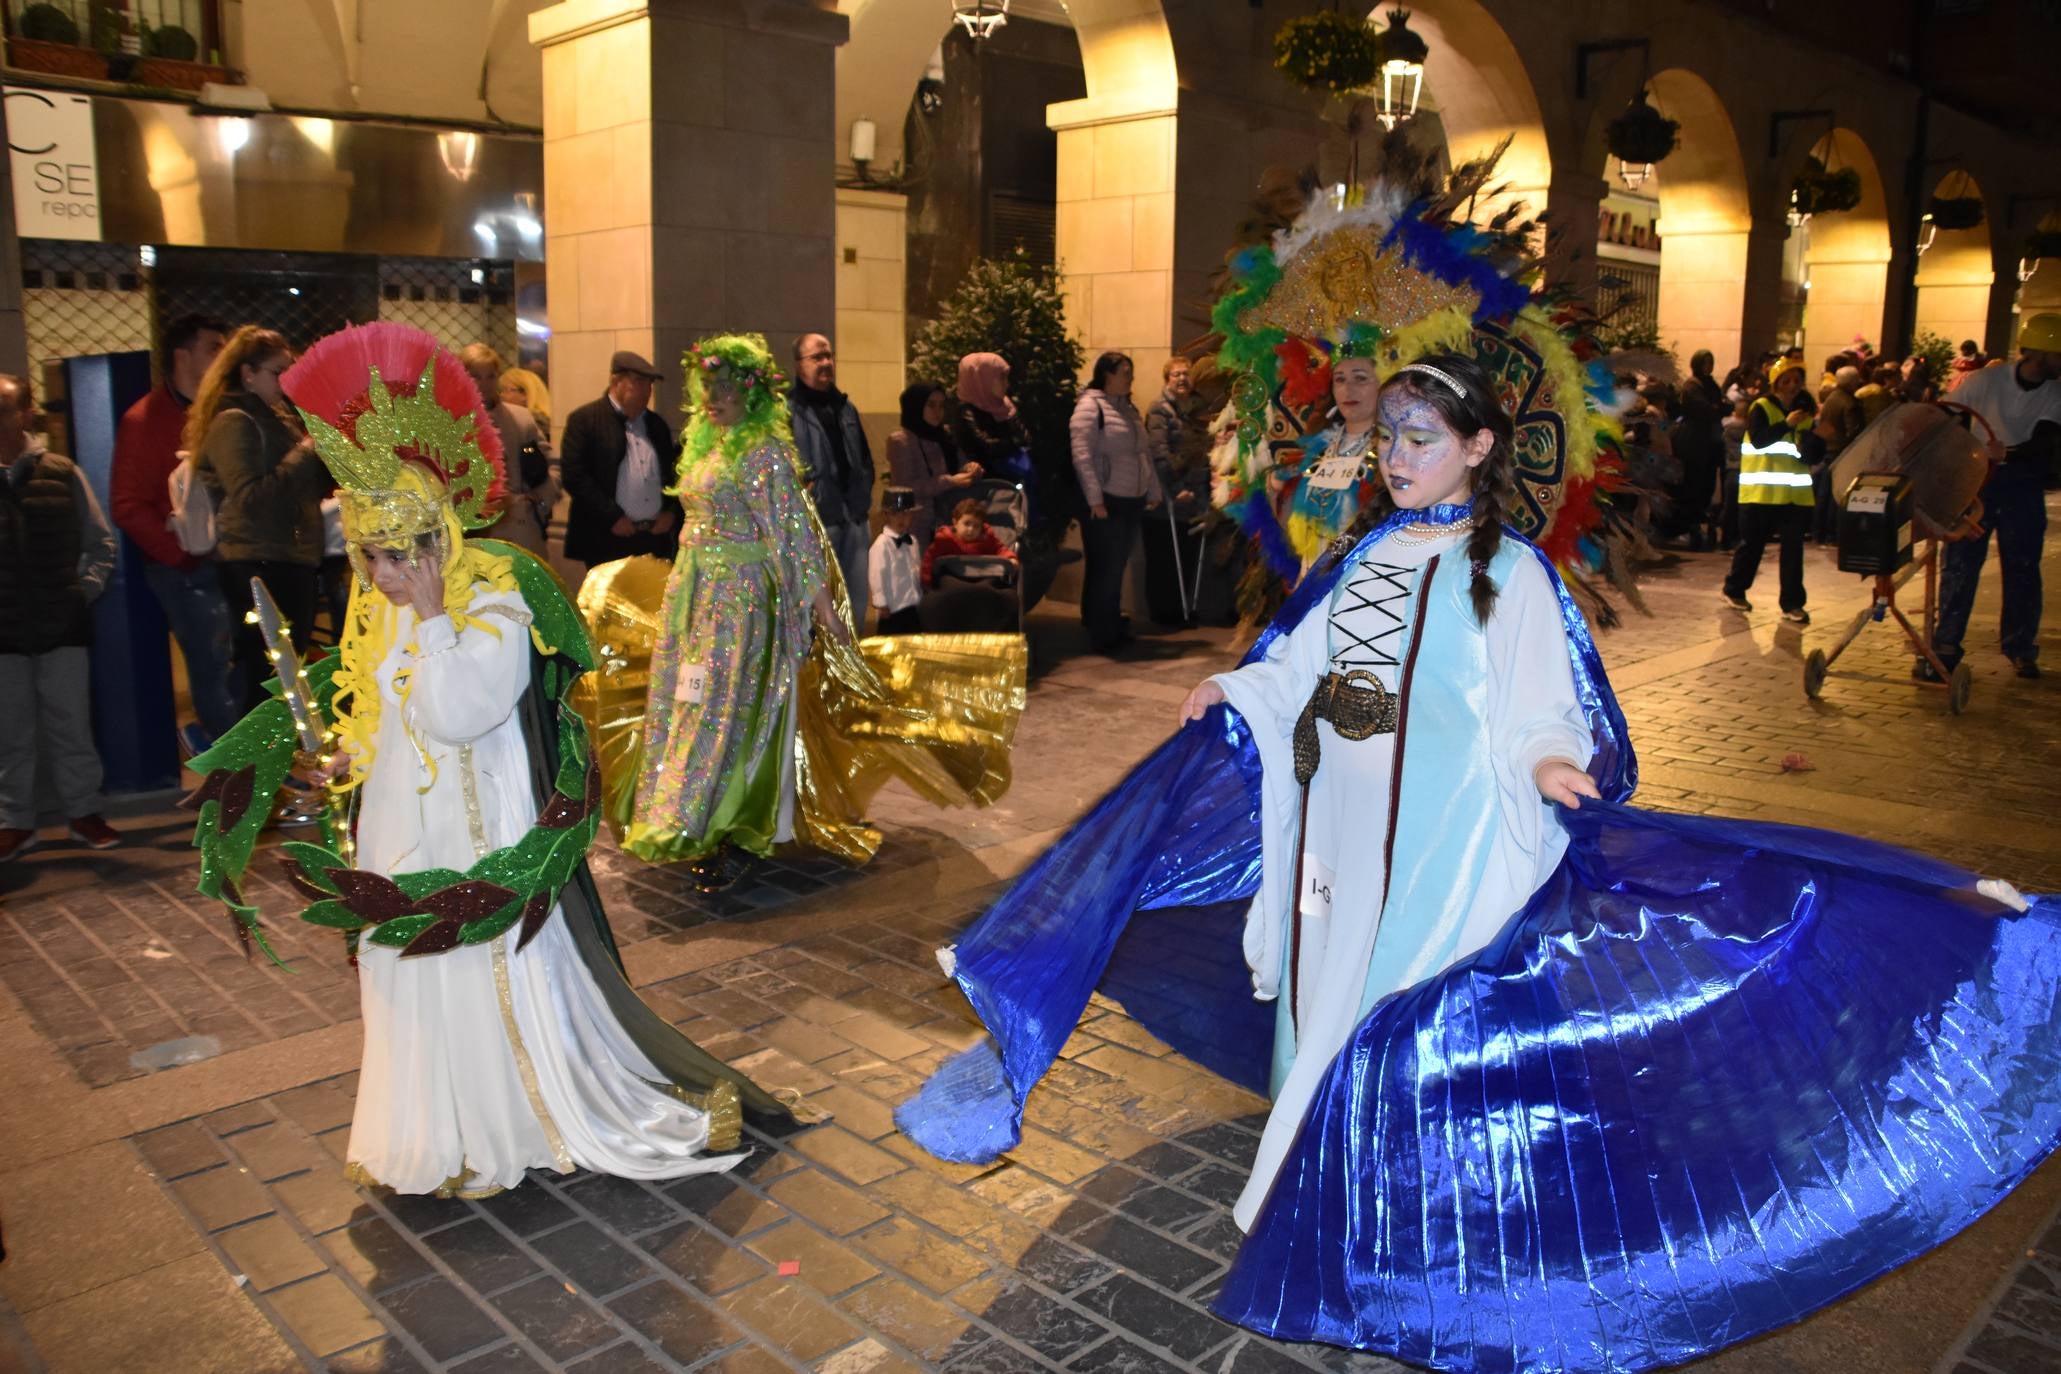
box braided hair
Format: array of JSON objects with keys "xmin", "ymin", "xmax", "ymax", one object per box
[{"xmin": 1329, "ymin": 351, "xmax": 1515, "ymax": 626}]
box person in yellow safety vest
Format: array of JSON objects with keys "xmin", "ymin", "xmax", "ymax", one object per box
[{"xmin": 1720, "ymin": 357, "xmax": 1819, "ymax": 624}]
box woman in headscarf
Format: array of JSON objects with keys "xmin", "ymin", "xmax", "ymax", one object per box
[
  {"xmin": 949, "ymin": 353, "xmax": 1032, "ymax": 488},
  {"xmin": 887, "ymin": 381, "xmax": 976, "ymax": 544}
]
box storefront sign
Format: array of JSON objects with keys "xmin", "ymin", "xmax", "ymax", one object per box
[{"xmin": 5, "ymin": 87, "xmax": 100, "ymax": 241}]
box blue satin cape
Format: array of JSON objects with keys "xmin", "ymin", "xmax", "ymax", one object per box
[{"xmin": 895, "ymin": 508, "xmax": 2060, "ymax": 1372}]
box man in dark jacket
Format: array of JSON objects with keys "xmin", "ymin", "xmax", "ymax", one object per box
[
  {"xmin": 788, "ymin": 333, "xmax": 876, "ymax": 622},
  {"xmin": 0, "ymin": 375, "xmax": 122, "ymax": 860},
  {"xmin": 557, "ymin": 351, "xmax": 682, "ymax": 577}
]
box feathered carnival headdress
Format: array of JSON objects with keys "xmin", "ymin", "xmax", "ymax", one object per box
[
  {"xmin": 1208, "ymin": 165, "xmax": 1641, "ymax": 618},
  {"xmin": 674, "ymin": 332, "xmax": 794, "ymax": 484},
  {"xmin": 281, "ymin": 322, "xmax": 520, "ymax": 790}
]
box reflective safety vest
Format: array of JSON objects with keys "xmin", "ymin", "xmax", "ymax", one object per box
[{"xmin": 1738, "ymin": 396, "xmax": 1816, "ymax": 508}]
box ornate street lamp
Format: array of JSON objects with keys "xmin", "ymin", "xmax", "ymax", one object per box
[
  {"xmin": 952, "ymin": 1, "xmax": 1009, "ymax": 42},
  {"xmin": 1786, "ymin": 188, "xmax": 1808, "ymax": 230},
  {"xmin": 1916, "ymin": 214, "xmax": 1938, "ymax": 257},
  {"xmin": 1618, "ymin": 159, "xmax": 1652, "ymax": 191},
  {"xmin": 1374, "ymin": 8, "xmax": 1428, "ymax": 131},
  {"xmin": 2019, "ymin": 257, "xmax": 2040, "ymax": 285}
]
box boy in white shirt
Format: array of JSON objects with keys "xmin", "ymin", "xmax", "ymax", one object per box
[{"xmin": 869, "ymin": 487, "xmax": 923, "ymax": 634}]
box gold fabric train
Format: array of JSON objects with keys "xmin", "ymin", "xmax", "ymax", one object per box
[{"xmin": 572, "ymin": 555, "xmax": 1026, "ymax": 865}]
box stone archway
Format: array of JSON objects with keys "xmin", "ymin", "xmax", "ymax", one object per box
[
  {"xmin": 1644, "ymin": 69, "xmax": 1754, "ymax": 370},
  {"xmin": 831, "ymin": 2, "xmax": 1177, "ymax": 390},
  {"xmin": 1915, "ymin": 170, "xmax": 1996, "ymax": 353},
  {"xmin": 1797, "ymin": 128, "xmax": 1894, "ymax": 361},
  {"xmin": 1389, "ymin": 1, "xmax": 1552, "ymax": 226}
]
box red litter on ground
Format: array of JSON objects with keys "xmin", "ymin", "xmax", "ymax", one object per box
[
  {"xmin": 1780, "ymin": 753, "xmax": 1816, "ymax": 773},
  {"xmin": 777, "ymin": 1260, "xmax": 801, "ymax": 1277}
]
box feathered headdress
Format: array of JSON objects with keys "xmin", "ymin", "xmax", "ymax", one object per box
[
  {"xmin": 1206, "ymin": 144, "xmax": 1643, "ymax": 620},
  {"xmin": 283, "ymin": 321, "xmax": 508, "ymax": 564}
]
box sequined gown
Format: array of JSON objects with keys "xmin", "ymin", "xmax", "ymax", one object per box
[{"xmin": 625, "ymin": 438, "xmax": 828, "ymax": 862}]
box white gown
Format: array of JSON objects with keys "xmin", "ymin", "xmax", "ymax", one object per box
[
  {"xmin": 1213, "ymin": 526, "xmax": 1593, "ymax": 1228},
  {"xmin": 346, "ymin": 585, "xmax": 743, "ymax": 1195}
]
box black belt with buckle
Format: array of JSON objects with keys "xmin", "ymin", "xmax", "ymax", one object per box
[{"xmin": 1292, "ymin": 669, "xmax": 1399, "ymax": 785}]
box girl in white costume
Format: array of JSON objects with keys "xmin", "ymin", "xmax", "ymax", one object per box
[
  {"xmin": 1180, "ymin": 353, "xmax": 1601, "ymax": 1227},
  {"xmin": 258, "ymin": 323, "xmax": 765, "ymax": 1197}
]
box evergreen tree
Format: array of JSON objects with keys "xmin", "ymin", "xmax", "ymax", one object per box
[{"xmin": 911, "ymin": 249, "xmax": 1085, "ymax": 547}]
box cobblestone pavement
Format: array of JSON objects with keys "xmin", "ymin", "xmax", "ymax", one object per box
[{"xmin": 2, "ymin": 523, "xmax": 2059, "ymax": 1374}]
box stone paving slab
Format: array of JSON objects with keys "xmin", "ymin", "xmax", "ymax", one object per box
[{"xmin": 4, "ymin": 525, "xmax": 2060, "ymax": 1373}]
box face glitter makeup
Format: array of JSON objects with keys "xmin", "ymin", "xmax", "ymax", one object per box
[{"xmin": 1374, "ymin": 387, "xmax": 1482, "ymax": 510}]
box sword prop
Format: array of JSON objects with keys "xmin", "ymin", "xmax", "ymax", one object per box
[{"xmin": 248, "ymin": 579, "xmax": 342, "ymax": 854}]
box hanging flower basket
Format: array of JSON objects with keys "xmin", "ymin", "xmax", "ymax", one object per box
[
  {"xmin": 1606, "ymin": 90, "xmax": 1679, "ymax": 167},
  {"xmin": 2026, "ymin": 229, "xmax": 2061, "ymax": 261},
  {"xmin": 1274, "ymin": 10, "xmax": 1379, "ymax": 96},
  {"xmin": 1927, "ymin": 195, "xmax": 1984, "ymax": 231},
  {"xmin": 1792, "ymin": 157, "xmax": 1862, "ymax": 216}
]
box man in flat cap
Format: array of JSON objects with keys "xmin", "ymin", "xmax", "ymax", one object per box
[{"xmin": 558, "ymin": 350, "xmax": 684, "ymax": 578}]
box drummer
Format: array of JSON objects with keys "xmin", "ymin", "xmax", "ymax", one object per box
[{"xmin": 1928, "ymin": 313, "xmax": 2061, "ymax": 682}]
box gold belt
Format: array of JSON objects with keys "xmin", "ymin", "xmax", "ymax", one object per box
[{"xmin": 1292, "ymin": 669, "xmax": 1398, "ymax": 785}]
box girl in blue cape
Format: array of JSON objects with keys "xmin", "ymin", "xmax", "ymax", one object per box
[{"xmin": 898, "ymin": 352, "xmax": 2061, "ymax": 1374}]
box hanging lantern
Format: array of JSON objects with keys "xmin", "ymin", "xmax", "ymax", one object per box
[
  {"xmin": 1786, "ymin": 188, "xmax": 1808, "ymax": 230},
  {"xmin": 1618, "ymin": 159, "xmax": 1652, "ymax": 191},
  {"xmin": 438, "ymin": 131, "xmax": 481, "ymax": 183},
  {"xmin": 2019, "ymin": 257, "xmax": 2040, "ymax": 285},
  {"xmin": 1373, "ymin": 8, "xmax": 1428, "ymax": 131},
  {"xmin": 1916, "ymin": 214, "xmax": 1938, "ymax": 257},
  {"xmin": 951, "ymin": 1, "xmax": 1009, "ymax": 42}
]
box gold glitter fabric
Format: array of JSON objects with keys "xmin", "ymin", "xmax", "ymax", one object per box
[
  {"xmin": 573, "ymin": 544, "xmax": 1025, "ymax": 867},
  {"xmin": 1240, "ymin": 236, "xmax": 1480, "ymax": 340}
]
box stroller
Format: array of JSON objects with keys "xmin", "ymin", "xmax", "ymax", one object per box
[{"xmin": 928, "ymin": 478, "xmax": 1027, "ymax": 632}]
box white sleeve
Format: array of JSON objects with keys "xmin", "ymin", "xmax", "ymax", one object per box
[
  {"xmin": 1212, "ymin": 588, "xmax": 1330, "ymax": 741},
  {"xmin": 867, "ymin": 536, "xmax": 889, "ymax": 609},
  {"xmin": 401, "ymin": 595, "xmax": 533, "ymax": 746},
  {"xmin": 1487, "ymin": 556, "xmax": 1594, "ymax": 792}
]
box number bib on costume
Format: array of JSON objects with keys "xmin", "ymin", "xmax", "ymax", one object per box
[
  {"xmin": 675, "ymin": 663, "xmax": 710, "ymax": 705},
  {"xmin": 1298, "ymin": 853, "xmax": 1336, "ymax": 920},
  {"xmin": 1305, "ymin": 451, "xmax": 1362, "ymax": 490}
]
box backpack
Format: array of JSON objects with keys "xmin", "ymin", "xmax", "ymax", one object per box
[{"xmin": 166, "ymin": 447, "xmax": 216, "ymax": 556}]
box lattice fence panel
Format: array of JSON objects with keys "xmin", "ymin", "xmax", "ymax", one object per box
[
  {"xmin": 20, "ymin": 239, "xmax": 152, "ymax": 388},
  {"xmin": 377, "ymin": 257, "xmax": 517, "ymax": 364}
]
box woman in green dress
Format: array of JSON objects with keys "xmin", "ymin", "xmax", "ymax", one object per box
[{"xmin": 624, "ymin": 334, "xmax": 847, "ymax": 874}]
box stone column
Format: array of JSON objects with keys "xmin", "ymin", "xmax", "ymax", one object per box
[
  {"xmin": 1912, "ymin": 223, "xmax": 1996, "ymax": 355},
  {"xmin": 1050, "ymin": 99, "xmax": 1179, "ymax": 385},
  {"xmin": 0, "ymin": 95, "xmax": 28, "ymax": 378},
  {"xmin": 1542, "ymin": 168, "xmax": 1608, "ymax": 302},
  {"xmin": 529, "ymin": 0, "xmax": 846, "ymax": 418}
]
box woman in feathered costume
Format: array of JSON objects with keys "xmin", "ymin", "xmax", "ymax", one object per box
[
  {"xmin": 621, "ymin": 334, "xmax": 843, "ymax": 878},
  {"xmin": 184, "ymin": 323, "xmax": 789, "ymax": 1198},
  {"xmin": 897, "ymin": 194, "xmax": 2061, "ymax": 1373}
]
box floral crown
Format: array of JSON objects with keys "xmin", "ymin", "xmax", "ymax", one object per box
[{"xmin": 686, "ymin": 336, "xmax": 785, "ymax": 401}]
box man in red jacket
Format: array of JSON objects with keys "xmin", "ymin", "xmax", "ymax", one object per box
[{"xmin": 110, "ymin": 313, "xmax": 237, "ymax": 752}]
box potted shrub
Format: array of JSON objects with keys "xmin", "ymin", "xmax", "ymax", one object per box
[
  {"xmin": 136, "ymin": 23, "xmax": 233, "ymax": 90},
  {"xmin": 8, "ymin": 3, "xmax": 110, "ymax": 80}
]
